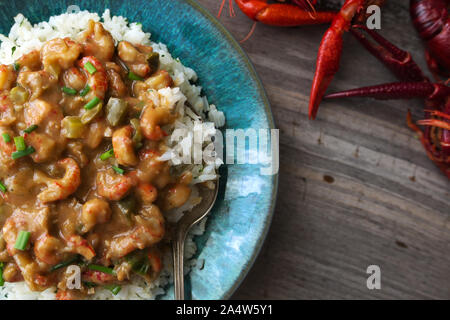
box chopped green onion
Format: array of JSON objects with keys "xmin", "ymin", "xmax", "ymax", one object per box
[
  {"xmin": 126, "ymin": 250, "xmax": 151, "ymax": 275},
  {"xmin": 84, "ymin": 96, "xmax": 101, "ymax": 110},
  {"xmin": 23, "ymin": 124, "xmax": 38, "ymax": 134},
  {"xmin": 83, "ymin": 281, "xmax": 97, "ymax": 289},
  {"xmin": 112, "ymin": 166, "xmax": 124, "ymax": 175},
  {"xmin": 62, "ymin": 86, "xmax": 77, "ymax": 95},
  {"xmin": 62, "ymin": 116, "xmax": 85, "ymax": 138},
  {"xmin": 14, "ymin": 136, "xmax": 26, "ymax": 151},
  {"xmin": 147, "ymin": 52, "xmax": 160, "ymax": 72},
  {"xmin": 130, "ymin": 118, "xmax": 142, "ymax": 147},
  {"xmin": 87, "ymin": 264, "xmax": 115, "ymax": 275},
  {"xmin": 14, "ymin": 230, "xmax": 30, "ymax": 251},
  {"xmin": 81, "ymin": 102, "xmax": 103, "ymax": 125},
  {"xmin": 2, "ymin": 133, "xmax": 11, "ymax": 143},
  {"xmin": 11, "ymin": 47, "xmax": 16, "ymax": 56},
  {"xmin": 79, "ymin": 84, "xmax": 91, "ymax": 97},
  {"xmin": 50, "ymin": 256, "xmax": 79, "ymax": 272},
  {"xmin": 0, "ymin": 262, "xmax": 4, "ymax": 286},
  {"xmin": 0, "ymin": 181, "xmax": 6, "ymax": 193},
  {"xmin": 105, "ymin": 98, "xmax": 128, "ymax": 126},
  {"xmin": 137, "ymin": 263, "xmax": 149, "ymax": 275},
  {"xmin": 117, "ymin": 196, "xmax": 137, "ymax": 217},
  {"xmin": 9, "ymin": 86, "xmax": 28, "ymax": 104},
  {"xmin": 11, "ymin": 146, "xmax": 35, "ymax": 160},
  {"xmin": 13, "ymin": 62, "xmax": 20, "ymax": 71},
  {"xmin": 104, "ymin": 284, "xmax": 121, "ymax": 295},
  {"xmin": 134, "ymin": 101, "xmax": 146, "ymax": 118},
  {"xmin": 128, "ymin": 71, "xmax": 143, "ymax": 81},
  {"xmin": 100, "ymin": 149, "xmax": 114, "ymax": 161},
  {"xmin": 84, "ymin": 61, "xmax": 97, "ymax": 74}
]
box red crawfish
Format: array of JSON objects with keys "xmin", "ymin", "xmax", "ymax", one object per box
[
  {"xmin": 314, "ymin": 0, "xmax": 450, "ymax": 178},
  {"xmin": 308, "ymin": 0, "xmax": 372, "ymax": 120},
  {"xmin": 410, "ymin": 0, "xmax": 450, "ymax": 79},
  {"xmin": 323, "ymin": 1, "xmax": 450, "ymax": 178},
  {"xmin": 230, "ymin": 0, "xmax": 337, "ymax": 26},
  {"xmin": 220, "ymin": 1, "xmax": 385, "ymax": 118},
  {"xmin": 223, "ymin": 0, "xmax": 450, "ymax": 178},
  {"xmin": 226, "ymin": 1, "xmax": 401, "ymax": 112}
]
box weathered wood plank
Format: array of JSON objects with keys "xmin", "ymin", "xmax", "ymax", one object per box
[{"xmin": 197, "ymin": 0, "xmax": 450, "ymax": 299}]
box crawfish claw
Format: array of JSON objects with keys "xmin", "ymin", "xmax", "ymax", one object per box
[
  {"xmin": 308, "ymin": 28, "xmax": 343, "ymax": 119},
  {"xmin": 325, "ymin": 82, "xmax": 450, "ymax": 101},
  {"xmin": 350, "ymin": 26, "xmax": 428, "ymax": 82},
  {"xmin": 308, "ymin": 0, "xmax": 365, "ymax": 119},
  {"xmin": 234, "ymin": 0, "xmax": 335, "ymax": 26}
]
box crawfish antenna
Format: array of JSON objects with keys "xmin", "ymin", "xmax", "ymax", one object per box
[
  {"xmin": 240, "ymin": 21, "xmax": 258, "ymax": 43},
  {"xmin": 217, "ymin": 0, "xmax": 257, "ymax": 43},
  {"xmin": 217, "ymin": 0, "xmax": 236, "ymax": 18},
  {"xmin": 229, "ymin": 0, "xmax": 236, "ymax": 17},
  {"xmin": 217, "ymin": 0, "xmax": 226, "ymax": 18},
  {"xmin": 292, "ymin": 0, "xmax": 318, "ymax": 20}
]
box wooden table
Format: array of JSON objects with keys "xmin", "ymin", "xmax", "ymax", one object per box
[{"xmin": 197, "ymin": 0, "xmax": 450, "ymax": 299}]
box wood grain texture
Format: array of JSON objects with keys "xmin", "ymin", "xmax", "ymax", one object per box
[{"xmin": 197, "ymin": 0, "xmax": 450, "ymax": 299}]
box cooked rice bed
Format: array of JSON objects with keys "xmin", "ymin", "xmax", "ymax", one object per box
[{"xmin": 0, "ymin": 10, "xmax": 224, "ymax": 300}]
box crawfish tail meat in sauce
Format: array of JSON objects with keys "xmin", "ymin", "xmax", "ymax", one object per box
[{"xmin": 0, "ymin": 20, "xmax": 194, "ymax": 299}]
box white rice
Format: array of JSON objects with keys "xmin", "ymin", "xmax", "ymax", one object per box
[{"xmin": 0, "ymin": 9, "xmax": 225, "ymax": 300}]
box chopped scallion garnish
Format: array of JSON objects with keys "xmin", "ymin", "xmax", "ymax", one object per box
[
  {"xmin": 84, "ymin": 96, "xmax": 101, "ymax": 110},
  {"xmin": 128, "ymin": 71, "xmax": 143, "ymax": 81},
  {"xmin": 62, "ymin": 86, "xmax": 77, "ymax": 95},
  {"xmin": 24, "ymin": 124, "xmax": 38, "ymax": 134},
  {"xmin": 0, "ymin": 181, "xmax": 6, "ymax": 193},
  {"xmin": 13, "ymin": 62, "xmax": 20, "ymax": 71},
  {"xmin": 50, "ymin": 256, "xmax": 79, "ymax": 272},
  {"xmin": 84, "ymin": 61, "xmax": 97, "ymax": 74},
  {"xmin": 87, "ymin": 264, "xmax": 115, "ymax": 275},
  {"xmin": 2, "ymin": 133, "xmax": 11, "ymax": 143},
  {"xmin": 14, "ymin": 230, "xmax": 30, "ymax": 251},
  {"xmin": 0, "ymin": 262, "xmax": 4, "ymax": 286},
  {"xmin": 100, "ymin": 149, "xmax": 114, "ymax": 161},
  {"xmin": 14, "ymin": 136, "xmax": 26, "ymax": 151},
  {"xmin": 104, "ymin": 284, "xmax": 121, "ymax": 295},
  {"xmin": 112, "ymin": 166, "xmax": 124, "ymax": 175},
  {"xmin": 11, "ymin": 47, "xmax": 16, "ymax": 56},
  {"xmin": 79, "ymin": 84, "xmax": 91, "ymax": 97},
  {"xmin": 83, "ymin": 281, "xmax": 97, "ymax": 289},
  {"xmin": 11, "ymin": 146, "xmax": 35, "ymax": 160}
]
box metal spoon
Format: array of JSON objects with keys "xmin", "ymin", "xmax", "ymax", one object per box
[{"xmin": 172, "ymin": 180, "xmax": 219, "ymax": 300}]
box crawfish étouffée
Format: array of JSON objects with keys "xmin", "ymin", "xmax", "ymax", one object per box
[{"xmin": 0, "ymin": 20, "xmax": 193, "ymax": 299}]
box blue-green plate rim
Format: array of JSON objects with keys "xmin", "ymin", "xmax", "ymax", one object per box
[
  {"xmin": 185, "ymin": 0, "xmax": 278, "ymax": 299},
  {"xmin": 0, "ymin": 0, "xmax": 278, "ymax": 300}
]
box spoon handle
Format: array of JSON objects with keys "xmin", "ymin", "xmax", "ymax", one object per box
[{"xmin": 173, "ymin": 235, "xmax": 185, "ymax": 300}]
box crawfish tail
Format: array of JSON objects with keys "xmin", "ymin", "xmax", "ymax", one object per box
[
  {"xmin": 410, "ymin": 0, "xmax": 450, "ymax": 76},
  {"xmin": 407, "ymin": 110, "xmax": 450, "ymax": 178},
  {"xmin": 425, "ymin": 109, "xmax": 450, "ymax": 121},
  {"xmin": 417, "ymin": 119, "xmax": 450, "ymax": 130},
  {"xmin": 234, "ymin": 0, "xmax": 336, "ymax": 26},
  {"xmin": 325, "ymin": 82, "xmax": 450, "ymax": 100},
  {"xmin": 308, "ymin": 0, "xmax": 365, "ymax": 120},
  {"xmin": 256, "ymin": 4, "xmax": 336, "ymax": 26},
  {"xmin": 291, "ymin": 0, "xmax": 317, "ymax": 12},
  {"xmin": 258, "ymin": 4, "xmax": 336, "ymax": 26},
  {"xmin": 350, "ymin": 26, "xmax": 428, "ymax": 82},
  {"xmin": 410, "ymin": 0, "xmax": 447, "ymax": 40}
]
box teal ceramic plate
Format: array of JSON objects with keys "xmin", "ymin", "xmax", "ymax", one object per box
[{"xmin": 0, "ymin": 0, "xmax": 278, "ymax": 299}]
